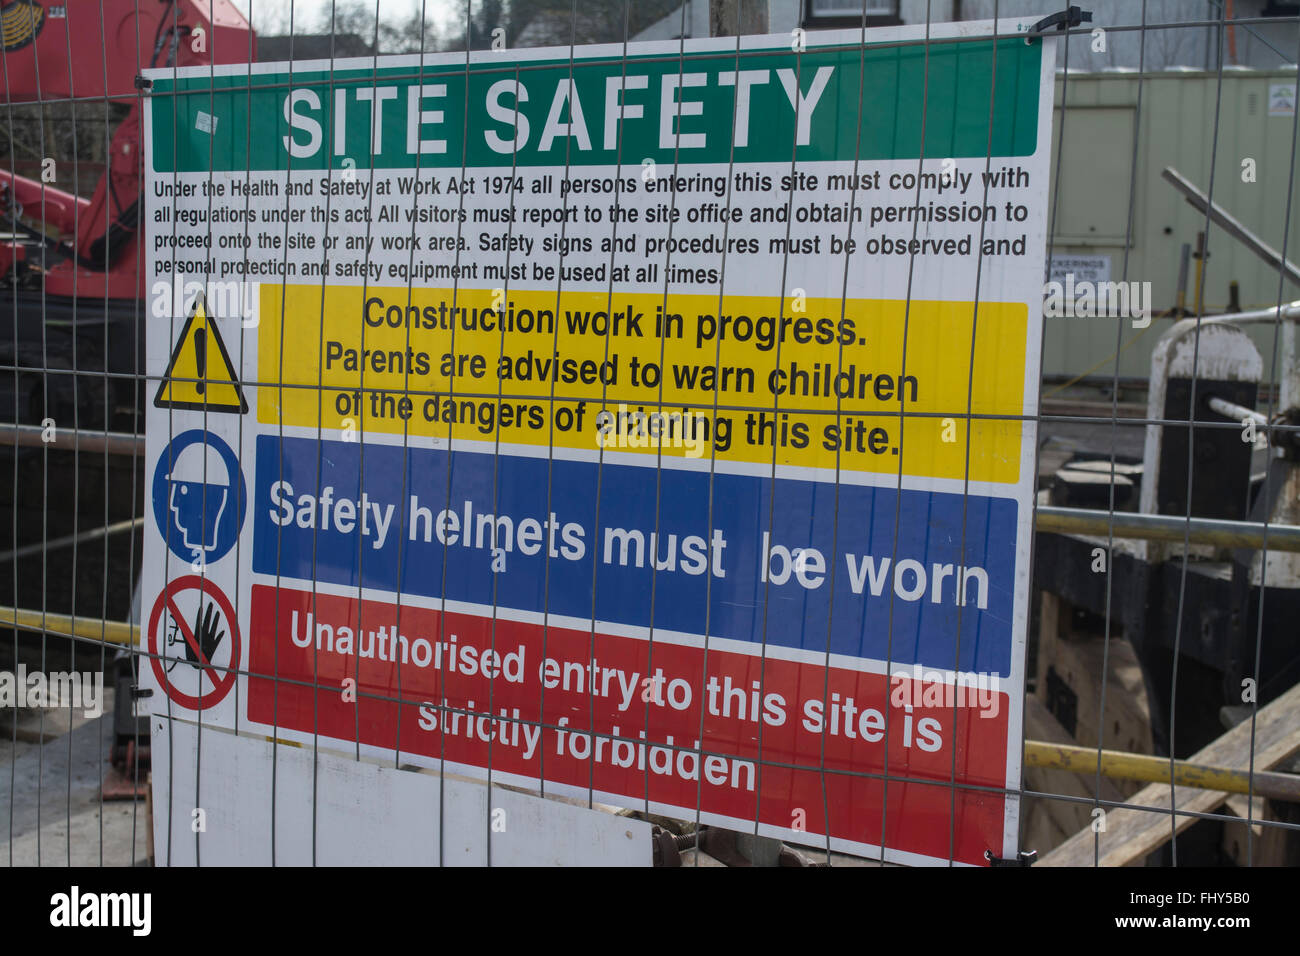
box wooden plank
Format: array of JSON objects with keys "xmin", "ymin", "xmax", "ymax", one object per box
[
  {"xmin": 1034, "ymin": 594, "xmax": 1153, "ymax": 770},
  {"xmin": 1021, "ymin": 696, "xmax": 1126, "ymax": 854},
  {"xmin": 1040, "ymin": 399, "xmax": 1147, "ymax": 420},
  {"xmin": 1220, "ymin": 794, "xmax": 1290, "ymax": 867},
  {"xmin": 1039, "ymin": 681, "xmax": 1300, "ymax": 866}
]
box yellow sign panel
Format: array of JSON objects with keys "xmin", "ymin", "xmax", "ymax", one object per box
[
  {"xmin": 259, "ymin": 284, "xmax": 1027, "ymax": 484},
  {"xmin": 155, "ymin": 294, "xmax": 248, "ymax": 414}
]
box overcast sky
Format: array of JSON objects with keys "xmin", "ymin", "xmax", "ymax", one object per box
[{"xmin": 231, "ymin": 0, "xmax": 460, "ymax": 37}]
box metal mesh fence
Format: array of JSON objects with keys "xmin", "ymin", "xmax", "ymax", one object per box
[{"xmin": 1, "ymin": 0, "xmax": 1299, "ymax": 870}]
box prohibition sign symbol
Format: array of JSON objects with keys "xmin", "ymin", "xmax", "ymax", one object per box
[{"xmin": 148, "ymin": 575, "xmax": 241, "ymax": 710}]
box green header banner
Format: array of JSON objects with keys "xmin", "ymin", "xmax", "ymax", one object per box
[{"xmin": 149, "ymin": 37, "xmax": 1041, "ymax": 172}]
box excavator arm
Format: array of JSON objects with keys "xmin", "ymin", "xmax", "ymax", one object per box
[{"xmin": 0, "ymin": 0, "xmax": 255, "ymax": 296}]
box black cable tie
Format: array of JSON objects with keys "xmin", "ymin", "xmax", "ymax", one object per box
[
  {"xmin": 134, "ymin": 75, "xmax": 154, "ymax": 92},
  {"xmin": 985, "ymin": 848, "xmax": 1037, "ymax": 867},
  {"xmin": 131, "ymin": 684, "xmax": 154, "ymax": 699},
  {"xmin": 1026, "ymin": 6, "xmax": 1093, "ymax": 44}
]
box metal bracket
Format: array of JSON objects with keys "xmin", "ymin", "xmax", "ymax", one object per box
[
  {"xmin": 1025, "ymin": 6, "xmax": 1092, "ymax": 43},
  {"xmin": 985, "ymin": 848, "xmax": 1038, "ymax": 867}
]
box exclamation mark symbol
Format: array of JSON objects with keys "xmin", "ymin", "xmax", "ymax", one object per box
[{"xmin": 195, "ymin": 328, "xmax": 207, "ymax": 396}]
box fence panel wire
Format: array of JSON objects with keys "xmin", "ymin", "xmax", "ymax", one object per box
[{"xmin": 1, "ymin": 0, "xmax": 1298, "ymax": 868}]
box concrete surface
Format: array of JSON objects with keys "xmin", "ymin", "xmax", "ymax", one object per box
[{"xmin": 0, "ymin": 686, "xmax": 150, "ymax": 866}]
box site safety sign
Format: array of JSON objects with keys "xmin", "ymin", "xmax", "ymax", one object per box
[{"xmin": 141, "ymin": 18, "xmax": 1056, "ymax": 866}]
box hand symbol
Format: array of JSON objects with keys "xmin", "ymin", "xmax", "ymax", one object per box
[{"xmin": 187, "ymin": 600, "xmax": 225, "ymax": 668}]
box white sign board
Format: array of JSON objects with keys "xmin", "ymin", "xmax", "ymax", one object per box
[
  {"xmin": 150, "ymin": 718, "xmax": 651, "ymax": 866},
  {"xmin": 142, "ymin": 19, "xmax": 1055, "ymax": 865}
]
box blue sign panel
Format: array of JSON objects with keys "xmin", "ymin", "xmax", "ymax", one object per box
[{"xmin": 252, "ymin": 435, "xmax": 1018, "ymax": 675}]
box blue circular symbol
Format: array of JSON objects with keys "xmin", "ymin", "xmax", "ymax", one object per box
[{"xmin": 152, "ymin": 430, "xmax": 247, "ymax": 565}]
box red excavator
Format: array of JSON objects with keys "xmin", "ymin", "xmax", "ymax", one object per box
[
  {"xmin": 0, "ymin": 1, "xmax": 255, "ymax": 791},
  {"xmin": 0, "ymin": 0, "xmax": 253, "ymax": 427}
]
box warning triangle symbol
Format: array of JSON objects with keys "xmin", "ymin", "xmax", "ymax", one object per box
[{"xmin": 154, "ymin": 293, "xmax": 248, "ymax": 414}]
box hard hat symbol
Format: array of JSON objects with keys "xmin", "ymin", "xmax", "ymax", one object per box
[
  {"xmin": 166, "ymin": 442, "xmax": 230, "ymax": 559},
  {"xmin": 152, "ymin": 430, "xmax": 246, "ymax": 566}
]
